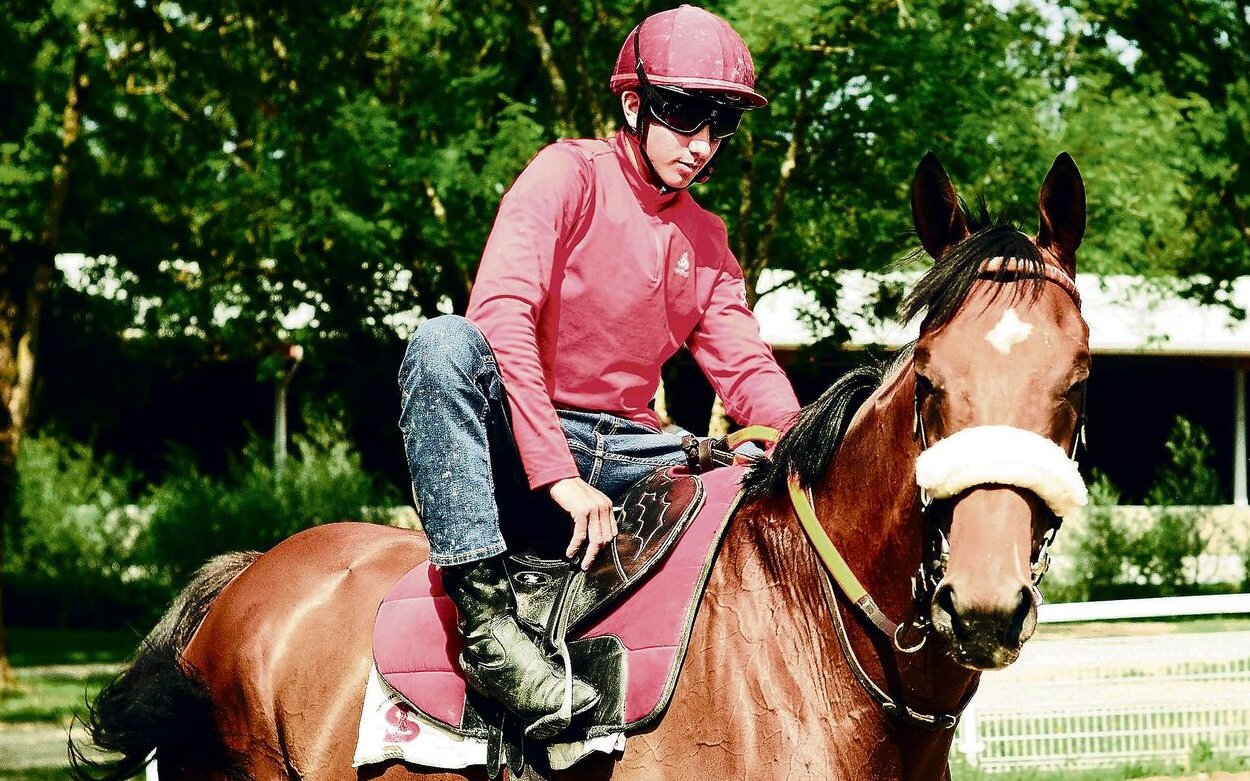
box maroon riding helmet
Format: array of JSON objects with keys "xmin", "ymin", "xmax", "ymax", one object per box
[{"xmin": 610, "ymin": 5, "xmax": 767, "ymax": 188}]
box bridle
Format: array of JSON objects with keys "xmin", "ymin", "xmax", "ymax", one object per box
[{"xmin": 730, "ymin": 255, "xmax": 1088, "ymax": 731}]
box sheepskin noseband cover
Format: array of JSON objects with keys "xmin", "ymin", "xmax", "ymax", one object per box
[{"xmin": 914, "ymin": 425, "xmax": 1087, "ymax": 517}]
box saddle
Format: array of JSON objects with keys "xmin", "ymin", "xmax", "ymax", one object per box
[{"xmin": 372, "ymin": 464, "xmax": 749, "ymax": 777}]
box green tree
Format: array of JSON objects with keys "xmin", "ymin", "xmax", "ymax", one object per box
[
  {"xmin": 1, "ymin": 0, "xmax": 113, "ymax": 685},
  {"xmin": 1136, "ymin": 417, "xmax": 1218, "ymax": 594},
  {"xmin": 1063, "ymin": 0, "xmax": 1250, "ymax": 293}
]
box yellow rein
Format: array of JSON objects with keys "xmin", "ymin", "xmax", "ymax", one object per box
[{"xmin": 725, "ymin": 425, "xmax": 903, "ymax": 639}]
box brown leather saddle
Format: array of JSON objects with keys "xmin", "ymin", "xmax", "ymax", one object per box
[{"xmin": 505, "ymin": 465, "xmax": 704, "ymax": 641}]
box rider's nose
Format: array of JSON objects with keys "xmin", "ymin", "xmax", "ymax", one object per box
[{"xmin": 688, "ymin": 129, "xmax": 712, "ymax": 159}]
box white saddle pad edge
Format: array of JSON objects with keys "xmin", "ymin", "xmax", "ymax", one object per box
[{"xmin": 353, "ymin": 665, "xmax": 625, "ymax": 770}]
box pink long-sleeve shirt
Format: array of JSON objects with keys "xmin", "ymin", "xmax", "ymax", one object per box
[{"xmin": 466, "ymin": 130, "xmax": 800, "ymax": 490}]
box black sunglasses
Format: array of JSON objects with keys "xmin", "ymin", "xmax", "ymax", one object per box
[
  {"xmin": 633, "ymin": 28, "xmax": 746, "ymax": 140},
  {"xmin": 645, "ymin": 87, "xmax": 746, "ymax": 140}
]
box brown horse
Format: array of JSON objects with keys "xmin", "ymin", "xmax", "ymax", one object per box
[{"xmin": 72, "ymin": 152, "xmax": 1088, "ymax": 781}]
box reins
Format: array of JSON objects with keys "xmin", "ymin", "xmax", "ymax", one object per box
[
  {"xmin": 729, "ymin": 424, "xmax": 968, "ymax": 730},
  {"xmin": 726, "ymin": 256, "xmax": 1086, "ymax": 732}
]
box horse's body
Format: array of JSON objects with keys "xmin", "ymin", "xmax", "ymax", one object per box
[
  {"xmin": 75, "ymin": 153, "xmax": 1087, "ymax": 781},
  {"xmin": 175, "ymin": 495, "xmax": 964, "ymax": 780}
]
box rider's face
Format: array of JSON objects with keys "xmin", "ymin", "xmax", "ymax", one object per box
[{"xmin": 621, "ymin": 91, "xmax": 722, "ymax": 189}]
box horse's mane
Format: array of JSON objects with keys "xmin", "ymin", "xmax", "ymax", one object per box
[
  {"xmin": 743, "ymin": 208, "xmax": 1040, "ymax": 501},
  {"xmin": 741, "ymin": 361, "xmax": 890, "ymax": 501}
]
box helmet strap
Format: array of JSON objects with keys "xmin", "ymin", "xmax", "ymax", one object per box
[
  {"xmin": 633, "ymin": 106, "xmax": 674, "ymax": 194},
  {"xmin": 631, "ymin": 26, "xmax": 676, "ymax": 193}
]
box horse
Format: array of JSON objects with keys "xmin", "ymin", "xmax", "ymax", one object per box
[{"xmin": 72, "ymin": 151, "xmax": 1089, "ymax": 781}]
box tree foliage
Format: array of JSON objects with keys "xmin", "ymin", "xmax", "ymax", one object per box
[{"xmin": 1064, "ymin": 0, "xmax": 1250, "ymax": 290}]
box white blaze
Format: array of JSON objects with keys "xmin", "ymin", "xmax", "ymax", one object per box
[{"xmin": 986, "ymin": 308, "xmax": 1033, "ymax": 354}]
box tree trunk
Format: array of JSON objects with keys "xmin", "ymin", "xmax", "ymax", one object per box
[
  {"xmin": 0, "ymin": 238, "xmax": 19, "ymax": 688},
  {"xmin": 0, "ymin": 17, "xmax": 92, "ymax": 688}
]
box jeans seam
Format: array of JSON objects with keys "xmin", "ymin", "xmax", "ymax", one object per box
[
  {"xmin": 588, "ymin": 432, "xmax": 606, "ymax": 487},
  {"xmin": 431, "ymin": 541, "xmax": 508, "ymax": 567}
]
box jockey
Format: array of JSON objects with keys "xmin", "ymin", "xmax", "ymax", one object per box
[{"xmin": 397, "ymin": 4, "xmax": 800, "ymax": 738}]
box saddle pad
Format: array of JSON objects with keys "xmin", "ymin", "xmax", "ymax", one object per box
[{"xmin": 373, "ymin": 464, "xmax": 747, "ymax": 736}]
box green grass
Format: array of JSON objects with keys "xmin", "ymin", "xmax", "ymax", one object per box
[
  {"xmin": 951, "ymin": 756, "xmax": 1250, "ymax": 780},
  {"xmin": 1, "ymin": 629, "xmax": 133, "ymax": 727},
  {"xmin": 952, "ymin": 766, "xmax": 1174, "ymax": 781},
  {"xmin": 950, "ymin": 737, "xmax": 1250, "ymax": 780},
  {"xmin": 1036, "ymin": 615, "xmax": 1250, "ymax": 639},
  {"xmin": 0, "ymin": 669, "xmax": 114, "ymax": 725}
]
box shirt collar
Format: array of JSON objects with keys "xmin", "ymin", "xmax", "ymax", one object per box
[{"xmin": 610, "ymin": 129, "xmax": 685, "ymax": 213}]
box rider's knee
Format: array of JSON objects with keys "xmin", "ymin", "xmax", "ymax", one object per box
[{"xmin": 399, "ymin": 315, "xmax": 489, "ymax": 389}]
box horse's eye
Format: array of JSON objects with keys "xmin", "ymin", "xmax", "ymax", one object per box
[{"xmin": 915, "ymin": 373, "xmax": 938, "ymax": 398}]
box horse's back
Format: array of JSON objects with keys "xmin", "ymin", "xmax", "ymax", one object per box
[{"xmin": 183, "ymin": 522, "xmax": 435, "ymax": 779}]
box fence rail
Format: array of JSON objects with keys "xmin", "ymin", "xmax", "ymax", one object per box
[
  {"xmin": 958, "ymin": 598, "xmax": 1250, "ymax": 772},
  {"xmin": 1038, "ymin": 593, "xmax": 1250, "ymax": 623}
]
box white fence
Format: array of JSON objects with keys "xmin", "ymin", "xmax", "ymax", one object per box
[{"xmin": 956, "ymin": 597, "xmax": 1250, "ymax": 772}]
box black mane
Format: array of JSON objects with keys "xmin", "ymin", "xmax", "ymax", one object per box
[
  {"xmin": 741, "ymin": 362, "xmax": 888, "ymax": 502},
  {"xmin": 742, "ymin": 208, "xmax": 1041, "ymax": 500}
]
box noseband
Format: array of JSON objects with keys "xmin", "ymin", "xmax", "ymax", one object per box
[{"xmin": 734, "ymin": 255, "xmax": 1088, "ymax": 732}]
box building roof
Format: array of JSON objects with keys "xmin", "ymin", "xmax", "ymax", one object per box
[{"xmin": 753, "ymin": 270, "xmax": 1250, "ymax": 358}]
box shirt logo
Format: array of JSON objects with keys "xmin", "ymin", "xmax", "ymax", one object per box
[{"xmin": 674, "ymin": 252, "xmax": 691, "ymax": 278}]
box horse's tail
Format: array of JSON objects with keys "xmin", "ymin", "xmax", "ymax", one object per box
[{"xmin": 69, "ymin": 550, "xmax": 261, "ymax": 781}]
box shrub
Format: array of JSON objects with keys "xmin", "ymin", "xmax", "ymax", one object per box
[
  {"xmin": 146, "ymin": 411, "xmax": 398, "ymax": 585},
  {"xmin": 5, "ymin": 435, "xmax": 164, "ymax": 626},
  {"xmin": 5, "ymin": 409, "xmax": 399, "ymax": 627},
  {"xmin": 1067, "ymin": 417, "xmax": 1221, "ymax": 601},
  {"xmin": 1137, "ymin": 416, "xmax": 1217, "ymax": 594},
  {"xmin": 1143, "ymin": 416, "xmax": 1222, "ymax": 506},
  {"xmin": 1067, "ymin": 470, "xmax": 1129, "ymax": 601}
]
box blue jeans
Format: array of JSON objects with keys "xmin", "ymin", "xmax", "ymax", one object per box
[{"xmin": 398, "ymin": 316, "xmax": 689, "ymax": 567}]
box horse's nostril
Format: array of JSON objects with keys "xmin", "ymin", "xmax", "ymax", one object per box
[
  {"xmin": 1006, "ymin": 585, "xmax": 1037, "ymax": 645},
  {"xmin": 1014, "ymin": 586, "xmax": 1034, "ymax": 623},
  {"xmin": 934, "ymin": 583, "xmax": 963, "ymax": 634}
]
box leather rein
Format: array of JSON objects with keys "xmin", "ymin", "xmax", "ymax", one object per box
[{"xmin": 727, "ymin": 256, "xmax": 1086, "ymax": 732}]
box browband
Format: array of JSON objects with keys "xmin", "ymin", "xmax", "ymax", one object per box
[{"xmin": 980, "ymin": 255, "xmax": 1080, "ymax": 308}]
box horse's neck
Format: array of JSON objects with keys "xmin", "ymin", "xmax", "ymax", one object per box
[
  {"xmin": 654, "ymin": 506, "xmax": 875, "ymax": 777},
  {"xmin": 815, "ymin": 366, "xmax": 977, "ymax": 773},
  {"xmin": 647, "ymin": 372, "xmax": 977, "ymax": 779},
  {"xmin": 825, "ymin": 366, "xmax": 979, "ymax": 688},
  {"xmin": 665, "ymin": 496, "xmax": 960, "ymax": 779}
]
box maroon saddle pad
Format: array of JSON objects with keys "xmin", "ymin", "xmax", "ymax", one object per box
[{"xmin": 372, "ymin": 464, "xmax": 748, "ymax": 737}]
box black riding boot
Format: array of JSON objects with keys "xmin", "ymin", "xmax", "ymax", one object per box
[{"xmin": 440, "ymin": 556, "xmax": 601, "ymax": 738}]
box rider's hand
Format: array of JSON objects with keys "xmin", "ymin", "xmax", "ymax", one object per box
[{"xmin": 549, "ymin": 477, "xmax": 617, "ymax": 571}]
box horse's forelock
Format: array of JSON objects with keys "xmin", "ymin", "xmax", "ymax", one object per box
[{"xmin": 901, "ymin": 220, "xmax": 1046, "ymax": 330}]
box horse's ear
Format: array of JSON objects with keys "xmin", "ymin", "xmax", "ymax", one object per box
[
  {"xmin": 911, "ymin": 152, "xmax": 970, "ymax": 261},
  {"xmin": 1037, "ymin": 152, "xmax": 1086, "ymax": 275}
]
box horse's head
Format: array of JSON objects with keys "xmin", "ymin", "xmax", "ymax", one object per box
[{"xmin": 907, "ymin": 152, "xmax": 1089, "ymax": 670}]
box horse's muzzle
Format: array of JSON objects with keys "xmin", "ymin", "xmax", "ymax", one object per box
[{"xmin": 930, "ymin": 579, "xmax": 1037, "ymax": 670}]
